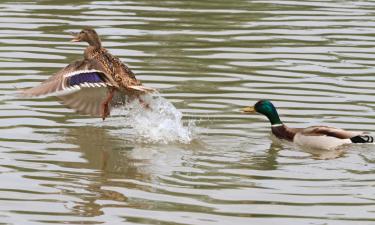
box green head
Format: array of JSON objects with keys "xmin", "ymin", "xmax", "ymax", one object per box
[{"xmin": 242, "ymin": 100, "xmax": 282, "ymax": 125}]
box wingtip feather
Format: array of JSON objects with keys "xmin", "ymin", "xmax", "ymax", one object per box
[{"xmin": 128, "ymin": 85, "xmax": 156, "ymax": 93}]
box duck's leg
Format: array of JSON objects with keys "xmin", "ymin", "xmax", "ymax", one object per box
[{"xmin": 101, "ymin": 87, "xmax": 115, "ymax": 120}]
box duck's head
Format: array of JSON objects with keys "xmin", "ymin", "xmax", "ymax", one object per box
[
  {"xmin": 71, "ymin": 27, "xmax": 101, "ymax": 48},
  {"xmin": 242, "ymin": 100, "xmax": 282, "ymax": 125}
]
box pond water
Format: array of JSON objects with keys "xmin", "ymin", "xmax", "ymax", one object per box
[{"xmin": 1, "ymin": 0, "xmax": 375, "ymax": 224}]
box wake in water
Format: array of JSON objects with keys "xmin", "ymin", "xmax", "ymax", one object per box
[{"xmin": 111, "ymin": 93, "xmax": 196, "ymax": 144}]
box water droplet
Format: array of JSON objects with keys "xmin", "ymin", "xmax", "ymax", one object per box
[{"xmin": 116, "ymin": 94, "xmax": 196, "ymax": 144}]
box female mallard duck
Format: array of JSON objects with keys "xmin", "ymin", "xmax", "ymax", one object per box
[
  {"xmin": 242, "ymin": 100, "xmax": 373, "ymax": 150},
  {"xmin": 22, "ymin": 27, "xmax": 154, "ymax": 120}
]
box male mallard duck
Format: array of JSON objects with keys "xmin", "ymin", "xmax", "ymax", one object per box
[
  {"xmin": 22, "ymin": 27, "xmax": 154, "ymax": 120},
  {"xmin": 242, "ymin": 100, "xmax": 373, "ymax": 150}
]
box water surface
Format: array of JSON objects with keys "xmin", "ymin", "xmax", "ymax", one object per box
[{"xmin": 1, "ymin": 0, "xmax": 375, "ymax": 224}]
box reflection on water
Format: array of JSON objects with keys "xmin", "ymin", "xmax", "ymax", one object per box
[{"xmin": 0, "ymin": 0, "xmax": 375, "ymax": 224}]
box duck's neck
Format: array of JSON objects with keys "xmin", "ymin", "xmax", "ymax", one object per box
[
  {"xmin": 264, "ymin": 108, "xmax": 282, "ymax": 126},
  {"xmin": 89, "ymin": 42, "xmax": 101, "ymax": 49},
  {"xmin": 271, "ymin": 124, "xmax": 296, "ymax": 141},
  {"xmin": 87, "ymin": 36, "xmax": 102, "ymax": 49},
  {"xmin": 263, "ymin": 107, "xmax": 295, "ymax": 141},
  {"xmin": 84, "ymin": 45, "xmax": 102, "ymax": 59}
]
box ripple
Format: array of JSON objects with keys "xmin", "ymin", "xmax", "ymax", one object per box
[{"xmin": 0, "ymin": 0, "xmax": 375, "ymax": 224}]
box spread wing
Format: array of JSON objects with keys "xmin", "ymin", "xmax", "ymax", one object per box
[
  {"xmin": 22, "ymin": 59, "xmax": 118, "ymax": 97},
  {"xmin": 301, "ymin": 126, "xmax": 363, "ymax": 139},
  {"xmin": 21, "ymin": 59, "xmax": 119, "ymax": 116},
  {"xmin": 22, "ymin": 58, "xmax": 156, "ymax": 116}
]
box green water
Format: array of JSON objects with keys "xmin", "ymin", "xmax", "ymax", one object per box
[{"xmin": 1, "ymin": 0, "xmax": 375, "ymax": 224}]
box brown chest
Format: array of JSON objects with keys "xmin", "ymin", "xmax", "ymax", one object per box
[
  {"xmin": 271, "ymin": 125, "xmax": 296, "ymax": 142},
  {"xmin": 83, "ymin": 47, "xmax": 139, "ymax": 88}
]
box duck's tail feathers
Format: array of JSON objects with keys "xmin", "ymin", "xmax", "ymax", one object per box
[
  {"xmin": 350, "ymin": 135, "xmax": 374, "ymax": 143},
  {"xmin": 128, "ymin": 85, "xmax": 156, "ymax": 93}
]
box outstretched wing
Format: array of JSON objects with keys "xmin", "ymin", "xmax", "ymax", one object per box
[
  {"xmin": 58, "ymin": 87, "xmax": 114, "ymax": 116},
  {"xmin": 22, "ymin": 58, "xmax": 156, "ymax": 116},
  {"xmin": 22, "ymin": 60, "xmax": 119, "ymax": 116},
  {"xmin": 22, "ymin": 59, "xmax": 118, "ymax": 97}
]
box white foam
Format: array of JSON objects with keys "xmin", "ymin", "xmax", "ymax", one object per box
[{"xmin": 115, "ymin": 94, "xmax": 196, "ymax": 144}]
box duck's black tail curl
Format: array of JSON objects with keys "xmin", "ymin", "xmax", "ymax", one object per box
[{"xmin": 350, "ymin": 135, "xmax": 374, "ymax": 143}]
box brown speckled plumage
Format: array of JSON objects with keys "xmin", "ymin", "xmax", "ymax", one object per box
[
  {"xmin": 22, "ymin": 27, "xmax": 154, "ymax": 120},
  {"xmin": 84, "ymin": 45, "xmax": 140, "ymax": 88}
]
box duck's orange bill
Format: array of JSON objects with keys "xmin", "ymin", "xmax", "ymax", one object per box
[
  {"xmin": 241, "ymin": 106, "xmax": 255, "ymax": 113},
  {"xmin": 70, "ymin": 32, "xmax": 80, "ymax": 42}
]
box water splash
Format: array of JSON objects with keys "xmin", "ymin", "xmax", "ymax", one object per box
[{"xmin": 115, "ymin": 94, "xmax": 195, "ymax": 144}]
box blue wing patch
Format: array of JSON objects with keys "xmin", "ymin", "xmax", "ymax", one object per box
[{"xmin": 67, "ymin": 71, "xmax": 105, "ymax": 87}]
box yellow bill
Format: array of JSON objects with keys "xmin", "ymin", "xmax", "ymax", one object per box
[{"xmin": 241, "ymin": 106, "xmax": 255, "ymax": 113}]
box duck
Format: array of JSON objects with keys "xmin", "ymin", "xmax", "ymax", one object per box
[
  {"xmin": 22, "ymin": 27, "xmax": 155, "ymax": 120},
  {"xmin": 242, "ymin": 100, "xmax": 374, "ymax": 150}
]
